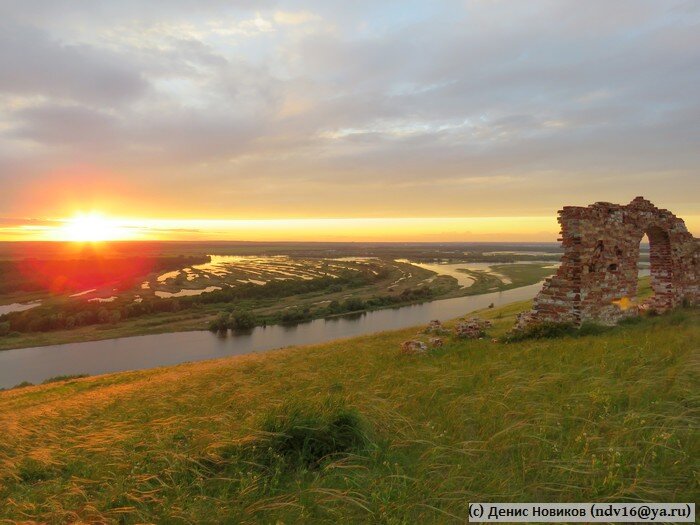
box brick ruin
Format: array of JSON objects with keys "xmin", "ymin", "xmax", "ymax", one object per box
[{"xmin": 517, "ymin": 197, "xmax": 699, "ymax": 328}]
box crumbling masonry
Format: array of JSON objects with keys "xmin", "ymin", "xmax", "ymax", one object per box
[{"xmin": 517, "ymin": 197, "xmax": 699, "ymax": 328}]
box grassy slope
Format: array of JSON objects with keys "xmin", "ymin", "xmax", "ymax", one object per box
[{"xmin": 0, "ymin": 301, "xmax": 697, "ymax": 523}]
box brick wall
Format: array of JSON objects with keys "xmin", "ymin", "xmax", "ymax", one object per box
[{"xmin": 517, "ymin": 197, "xmax": 699, "ymax": 328}]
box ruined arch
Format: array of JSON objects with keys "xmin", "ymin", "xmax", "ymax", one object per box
[
  {"xmin": 517, "ymin": 197, "xmax": 699, "ymax": 328},
  {"xmin": 643, "ymin": 225, "xmax": 673, "ymax": 306}
]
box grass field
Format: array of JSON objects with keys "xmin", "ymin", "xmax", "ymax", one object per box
[{"xmin": 0, "ymin": 285, "xmax": 697, "ymax": 523}]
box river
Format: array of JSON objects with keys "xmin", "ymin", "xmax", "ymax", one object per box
[{"xmin": 0, "ymin": 282, "xmax": 544, "ymax": 389}]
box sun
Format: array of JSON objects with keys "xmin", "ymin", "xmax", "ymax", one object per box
[{"xmin": 58, "ymin": 213, "xmax": 131, "ymax": 242}]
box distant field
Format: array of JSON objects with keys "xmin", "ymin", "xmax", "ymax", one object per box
[
  {"xmin": 0, "ymin": 240, "xmax": 564, "ymax": 261},
  {"xmin": 0, "ymin": 291, "xmax": 697, "ymax": 523}
]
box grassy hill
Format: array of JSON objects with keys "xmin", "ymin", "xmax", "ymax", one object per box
[{"xmin": 0, "ymin": 299, "xmax": 697, "ymax": 523}]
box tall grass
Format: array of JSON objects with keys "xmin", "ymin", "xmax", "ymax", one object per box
[{"xmin": 0, "ymin": 301, "xmax": 697, "ymax": 523}]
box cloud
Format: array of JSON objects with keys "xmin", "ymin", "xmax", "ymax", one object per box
[
  {"xmin": 0, "ymin": 217, "xmax": 61, "ymax": 227},
  {"xmin": 11, "ymin": 104, "xmax": 121, "ymax": 146},
  {"xmin": 274, "ymin": 11, "xmax": 321, "ymax": 25},
  {"xmin": 0, "ymin": 0, "xmax": 698, "ymax": 225},
  {"xmin": 0, "ymin": 1, "xmax": 275, "ymax": 25},
  {"xmin": 0, "ymin": 24, "xmax": 148, "ymax": 105}
]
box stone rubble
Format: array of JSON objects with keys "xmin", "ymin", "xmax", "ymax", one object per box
[
  {"xmin": 400, "ymin": 340, "xmax": 428, "ymax": 355},
  {"xmin": 454, "ymin": 318, "xmax": 492, "ymax": 339},
  {"xmin": 425, "ymin": 319, "xmax": 447, "ymax": 334}
]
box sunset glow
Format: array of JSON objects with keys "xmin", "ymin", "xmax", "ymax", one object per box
[
  {"xmin": 4, "ymin": 213, "xmax": 699, "ymax": 243},
  {"xmin": 54, "ymin": 213, "xmax": 134, "ymax": 242},
  {"xmin": 10, "ymin": 215, "xmax": 565, "ymax": 243}
]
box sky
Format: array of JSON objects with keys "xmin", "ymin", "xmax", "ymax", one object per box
[{"xmin": 0, "ymin": 0, "xmax": 698, "ymax": 241}]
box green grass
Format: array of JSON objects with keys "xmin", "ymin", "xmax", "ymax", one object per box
[
  {"xmin": 454, "ymin": 263, "xmax": 557, "ymax": 296},
  {"xmin": 0, "ymin": 299, "xmax": 697, "ymax": 523},
  {"xmin": 491, "ymin": 262, "xmax": 558, "ymax": 286}
]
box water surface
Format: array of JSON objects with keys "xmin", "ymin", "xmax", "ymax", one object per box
[
  {"xmin": 0, "ymin": 283, "xmax": 542, "ymax": 388},
  {"xmin": 154, "ymin": 286, "xmax": 222, "ymax": 298},
  {"xmin": 406, "ymin": 261, "xmax": 513, "ymax": 286},
  {"xmin": 0, "ymin": 301, "xmax": 42, "ymax": 316}
]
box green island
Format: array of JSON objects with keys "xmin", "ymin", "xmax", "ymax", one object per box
[{"xmin": 1, "ymin": 277, "xmax": 697, "ymax": 523}]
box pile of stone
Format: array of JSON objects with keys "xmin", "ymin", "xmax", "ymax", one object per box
[
  {"xmin": 429, "ymin": 337, "xmax": 444, "ymax": 348},
  {"xmin": 425, "ymin": 319, "xmax": 448, "ymax": 334},
  {"xmin": 400, "ymin": 336, "xmax": 445, "ymax": 355},
  {"xmin": 454, "ymin": 318, "xmax": 492, "ymax": 339},
  {"xmin": 400, "ymin": 340, "xmax": 427, "ymax": 355}
]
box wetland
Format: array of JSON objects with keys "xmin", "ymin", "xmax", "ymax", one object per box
[{"xmin": 0, "ymin": 241, "xmax": 633, "ymax": 352}]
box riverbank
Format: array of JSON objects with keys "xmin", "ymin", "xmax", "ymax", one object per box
[
  {"xmin": 0, "ymin": 295, "xmax": 697, "ymax": 523},
  {"xmin": 0, "ymin": 262, "xmax": 556, "ymax": 352},
  {"xmin": 0, "ymin": 283, "xmax": 547, "ymax": 388}
]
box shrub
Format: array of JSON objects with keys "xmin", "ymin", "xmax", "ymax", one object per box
[
  {"xmin": 342, "ymin": 298, "xmax": 365, "ymax": 312},
  {"xmin": 505, "ymin": 321, "xmax": 578, "ymax": 342},
  {"xmin": 27, "ymin": 317, "xmax": 51, "ymax": 332},
  {"xmin": 399, "ymin": 287, "xmax": 433, "ymax": 301},
  {"xmin": 208, "ymin": 312, "xmax": 230, "ymax": 332},
  {"xmin": 97, "ymin": 308, "xmax": 110, "ymax": 324},
  {"xmin": 577, "ymin": 322, "xmax": 610, "ymax": 336},
  {"xmin": 0, "ymin": 321, "xmax": 10, "ymax": 336},
  {"xmin": 42, "ymin": 374, "xmax": 89, "ymax": 384},
  {"xmin": 327, "ymin": 300, "xmax": 341, "ymax": 314},
  {"xmin": 229, "ymin": 310, "xmax": 257, "ymax": 331},
  {"xmin": 666, "ymin": 309, "xmax": 689, "ymax": 326},
  {"xmin": 506, "ymin": 320, "xmax": 612, "ymax": 342},
  {"xmin": 279, "ymin": 307, "xmax": 312, "ymax": 325},
  {"xmin": 618, "ymin": 315, "xmax": 643, "ymax": 326},
  {"xmin": 249, "ymin": 402, "xmax": 370, "ymax": 470},
  {"xmin": 206, "ymin": 401, "xmax": 372, "ymax": 475},
  {"xmin": 17, "ymin": 458, "xmax": 60, "ymax": 483}
]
